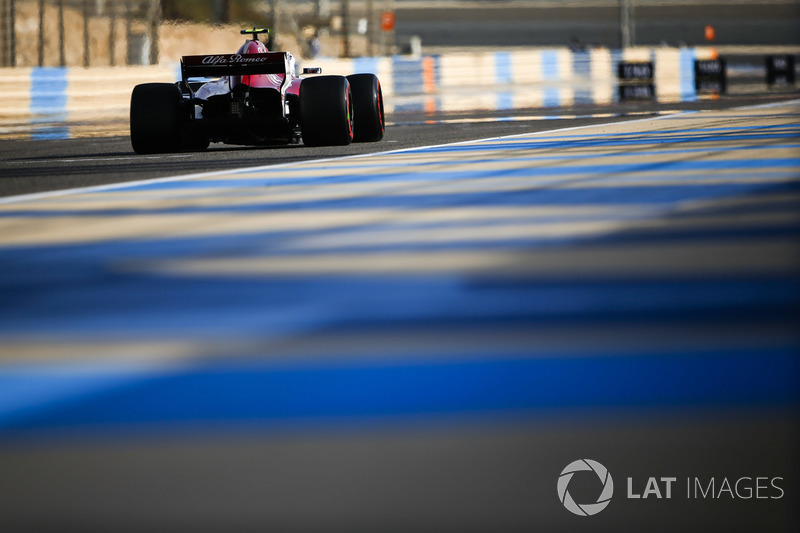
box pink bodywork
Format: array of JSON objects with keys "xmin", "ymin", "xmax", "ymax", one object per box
[{"xmin": 234, "ymin": 40, "xmax": 301, "ymax": 97}]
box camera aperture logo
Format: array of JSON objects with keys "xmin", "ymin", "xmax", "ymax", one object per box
[{"xmin": 557, "ymin": 459, "xmax": 614, "ymax": 516}]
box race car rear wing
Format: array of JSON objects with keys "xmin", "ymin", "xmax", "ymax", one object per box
[
  {"xmin": 180, "ymin": 52, "xmax": 294, "ymax": 117},
  {"xmin": 180, "ymin": 52, "xmax": 292, "ymax": 81}
]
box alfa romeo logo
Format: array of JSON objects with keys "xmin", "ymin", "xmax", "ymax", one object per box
[{"xmin": 557, "ymin": 459, "xmax": 614, "ymax": 516}]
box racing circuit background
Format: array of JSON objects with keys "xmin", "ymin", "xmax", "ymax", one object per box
[{"xmin": 1, "ymin": 1, "xmax": 800, "ymax": 532}]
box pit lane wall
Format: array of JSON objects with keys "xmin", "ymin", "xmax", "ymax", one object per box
[
  {"xmin": 0, "ymin": 47, "xmax": 713, "ymax": 138},
  {"xmin": 335, "ymin": 47, "xmax": 713, "ymax": 112}
]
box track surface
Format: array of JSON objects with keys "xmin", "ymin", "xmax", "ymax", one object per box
[
  {"xmin": 0, "ymin": 97, "xmax": 794, "ymax": 198},
  {"xmin": 0, "ymin": 96, "xmax": 799, "ymax": 531}
]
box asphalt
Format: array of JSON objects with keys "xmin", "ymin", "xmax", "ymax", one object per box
[{"xmin": 2, "ymin": 94, "xmax": 798, "ymax": 199}]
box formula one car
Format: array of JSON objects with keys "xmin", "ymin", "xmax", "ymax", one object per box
[{"xmin": 130, "ymin": 28, "xmax": 385, "ymax": 154}]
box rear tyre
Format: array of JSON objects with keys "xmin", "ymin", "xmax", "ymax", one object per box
[
  {"xmin": 299, "ymin": 76, "xmax": 353, "ymax": 147},
  {"xmin": 347, "ymin": 73, "xmax": 385, "ymax": 142},
  {"xmin": 130, "ymin": 83, "xmax": 184, "ymax": 154}
]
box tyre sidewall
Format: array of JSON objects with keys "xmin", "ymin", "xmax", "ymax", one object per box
[
  {"xmin": 347, "ymin": 73, "xmax": 385, "ymax": 143},
  {"xmin": 130, "ymin": 83, "xmax": 184, "ymax": 154},
  {"xmin": 299, "ymin": 76, "xmax": 354, "ymax": 147}
]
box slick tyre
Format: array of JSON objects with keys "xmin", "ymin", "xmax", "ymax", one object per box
[
  {"xmin": 300, "ymin": 76, "xmax": 353, "ymax": 147},
  {"xmin": 130, "ymin": 83, "xmax": 184, "ymax": 154},
  {"xmin": 347, "ymin": 73, "xmax": 385, "ymax": 142}
]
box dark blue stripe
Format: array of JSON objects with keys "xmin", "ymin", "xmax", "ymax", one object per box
[
  {"xmin": 234, "ymin": 143, "xmax": 800, "ymax": 174},
  {"xmin": 392, "ymin": 57, "xmax": 423, "ymax": 96},
  {"xmin": 543, "ymin": 88, "xmax": 560, "ymax": 107},
  {"xmin": 3, "ymin": 180, "xmax": 797, "ymax": 217},
  {"xmin": 30, "ymin": 67, "xmax": 70, "ymax": 140},
  {"xmin": 496, "ymin": 51, "xmax": 512, "ymax": 84},
  {"xmin": 573, "ymin": 51, "xmax": 591, "ymax": 77},
  {"xmin": 432, "ymin": 55, "xmax": 441, "ymax": 86},
  {"xmin": 409, "ymin": 133, "xmax": 800, "ymax": 153},
  {"xmin": 680, "ymin": 47, "xmax": 697, "ymax": 101},
  {"xmin": 31, "ymin": 126, "xmax": 70, "ymax": 141},
  {"xmin": 497, "ymin": 92, "xmax": 514, "ymax": 110},
  {"xmin": 2, "ymin": 348, "xmax": 798, "ymax": 436},
  {"xmin": 30, "ymin": 67, "xmax": 68, "ymax": 116},
  {"xmin": 525, "ymin": 124, "xmax": 799, "ymax": 137},
  {"xmin": 393, "ymin": 101, "xmax": 426, "ymax": 113},
  {"xmin": 542, "ymin": 50, "xmax": 559, "ymax": 80},
  {"xmin": 574, "ymin": 88, "xmax": 593, "ymax": 105}
]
